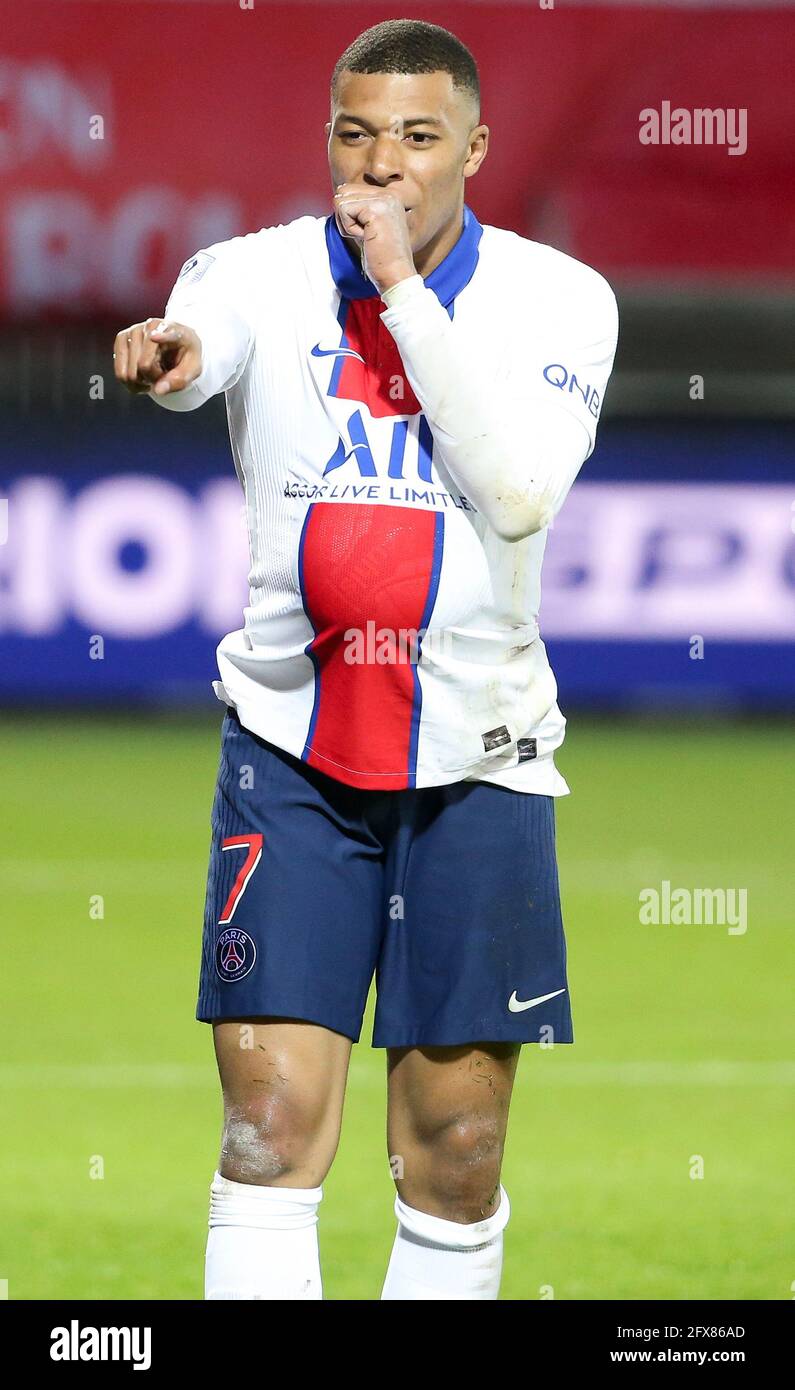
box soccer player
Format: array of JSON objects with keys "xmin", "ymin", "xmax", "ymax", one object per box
[{"xmin": 113, "ymin": 19, "xmax": 618, "ymax": 1300}]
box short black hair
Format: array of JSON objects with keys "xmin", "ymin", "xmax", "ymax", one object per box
[{"xmin": 331, "ymin": 19, "xmax": 480, "ymax": 119}]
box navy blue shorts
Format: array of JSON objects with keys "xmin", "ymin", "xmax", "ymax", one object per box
[{"xmin": 196, "ymin": 707, "xmax": 573, "ymax": 1048}]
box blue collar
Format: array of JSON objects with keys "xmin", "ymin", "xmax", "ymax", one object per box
[{"xmin": 325, "ymin": 203, "xmax": 482, "ymax": 308}]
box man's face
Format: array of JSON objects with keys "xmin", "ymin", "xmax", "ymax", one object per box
[{"xmin": 326, "ymin": 70, "xmax": 488, "ymax": 262}]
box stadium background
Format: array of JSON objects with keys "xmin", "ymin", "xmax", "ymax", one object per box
[{"xmin": 1, "ymin": 0, "xmax": 792, "ymax": 1300}]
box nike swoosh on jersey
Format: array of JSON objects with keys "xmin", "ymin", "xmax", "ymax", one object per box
[
  {"xmin": 507, "ymin": 987, "xmax": 566, "ymax": 1013},
  {"xmin": 311, "ymin": 343, "xmax": 366, "ymax": 363}
]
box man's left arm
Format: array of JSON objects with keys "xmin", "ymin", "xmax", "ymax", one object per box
[{"xmin": 379, "ymin": 269, "xmax": 619, "ymax": 542}]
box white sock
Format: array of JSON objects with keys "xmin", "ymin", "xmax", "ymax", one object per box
[
  {"xmin": 380, "ymin": 1185, "xmax": 510, "ymax": 1300},
  {"xmin": 205, "ymin": 1170, "xmax": 323, "ymax": 1300}
]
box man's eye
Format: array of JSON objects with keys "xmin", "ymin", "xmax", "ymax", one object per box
[{"xmin": 337, "ymin": 131, "xmax": 437, "ymax": 144}]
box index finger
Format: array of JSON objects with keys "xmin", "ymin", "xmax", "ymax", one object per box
[{"xmin": 147, "ymin": 323, "xmax": 184, "ymax": 344}]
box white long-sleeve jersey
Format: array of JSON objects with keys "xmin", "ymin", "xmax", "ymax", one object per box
[{"xmin": 152, "ymin": 205, "xmax": 618, "ymax": 792}]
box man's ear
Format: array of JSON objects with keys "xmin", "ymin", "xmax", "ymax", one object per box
[{"xmin": 325, "ymin": 120, "xmax": 332, "ymax": 137}]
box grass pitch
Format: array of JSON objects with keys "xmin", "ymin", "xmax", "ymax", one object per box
[{"xmin": 0, "ymin": 712, "xmax": 791, "ymax": 1299}]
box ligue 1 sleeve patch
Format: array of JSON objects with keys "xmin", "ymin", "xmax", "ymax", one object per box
[
  {"xmin": 517, "ymin": 737, "xmax": 538, "ymax": 762},
  {"xmin": 215, "ymin": 927, "xmax": 257, "ymax": 982},
  {"xmin": 177, "ymin": 251, "xmax": 215, "ymax": 287}
]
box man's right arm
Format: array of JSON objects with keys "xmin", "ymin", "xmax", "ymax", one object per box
[{"xmin": 112, "ymin": 245, "xmax": 254, "ymax": 411}]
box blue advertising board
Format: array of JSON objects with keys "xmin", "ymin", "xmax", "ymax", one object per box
[{"xmin": 2, "ymin": 413, "xmax": 793, "ymax": 708}]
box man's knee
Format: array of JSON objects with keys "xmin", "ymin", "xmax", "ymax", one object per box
[
  {"xmin": 398, "ymin": 1112, "xmax": 505, "ymax": 1222},
  {"xmin": 220, "ymin": 1090, "xmax": 333, "ymax": 1185}
]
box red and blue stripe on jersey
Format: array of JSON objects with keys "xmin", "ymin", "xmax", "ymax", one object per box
[{"xmin": 298, "ymin": 208, "xmax": 482, "ymax": 791}]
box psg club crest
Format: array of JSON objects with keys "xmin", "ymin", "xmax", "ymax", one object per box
[{"xmin": 215, "ymin": 927, "xmax": 257, "ymax": 983}]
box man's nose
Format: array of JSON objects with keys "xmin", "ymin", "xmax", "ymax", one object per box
[{"xmin": 363, "ymin": 131, "xmax": 405, "ymax": 184}]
